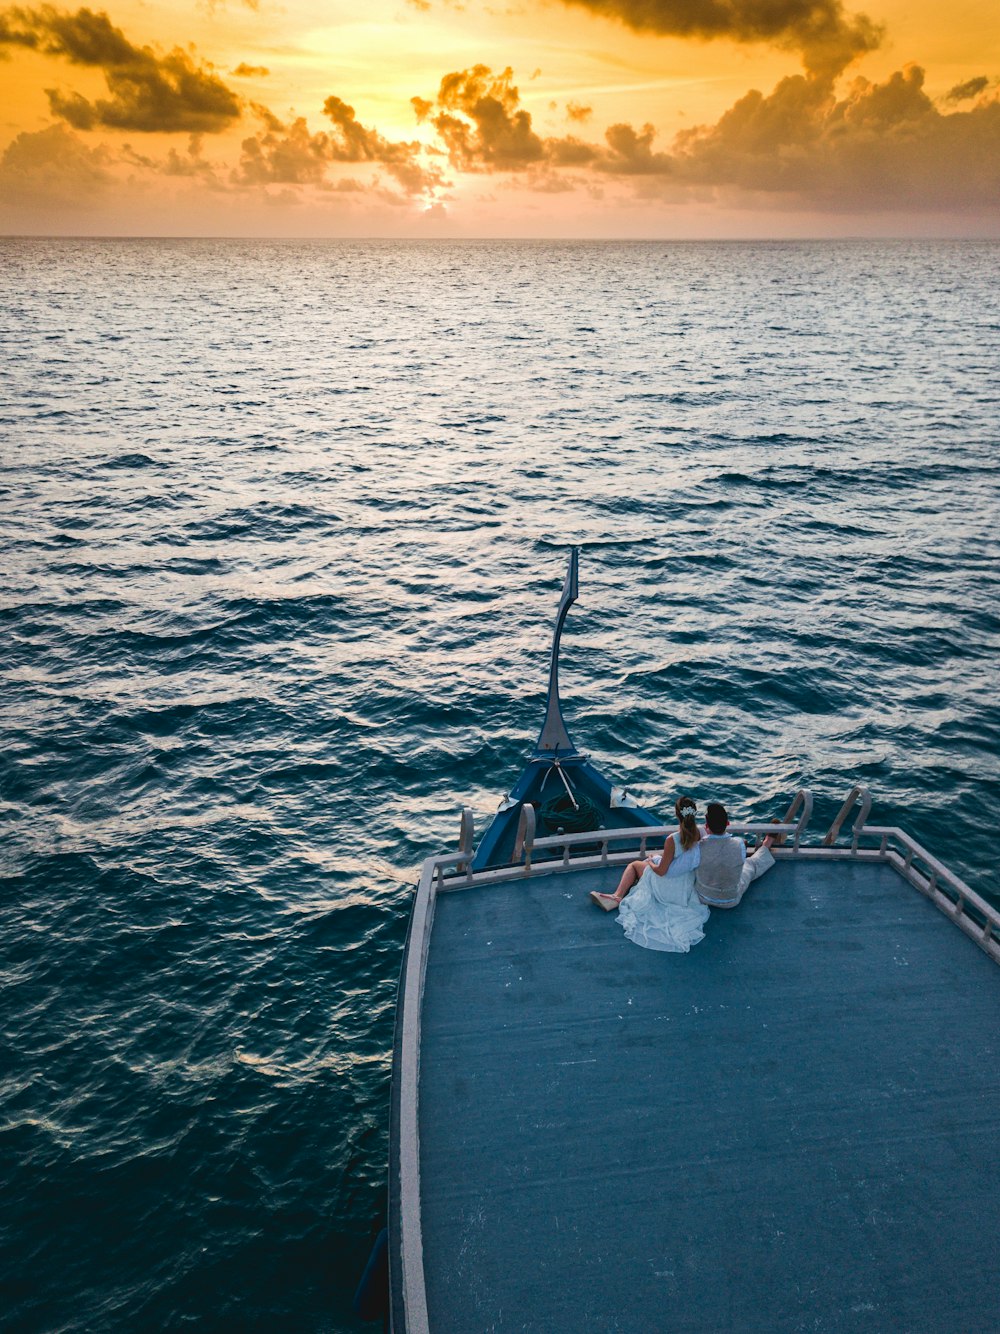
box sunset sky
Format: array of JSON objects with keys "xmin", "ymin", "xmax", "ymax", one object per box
[{"xmin": 1, "ymin": 0, "xmax": 998, "ymax": 234}]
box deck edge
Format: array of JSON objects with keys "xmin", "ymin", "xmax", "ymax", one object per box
[{"xmin": 388, "ymin": 857, "xmax": 437, "ymax": 1334}]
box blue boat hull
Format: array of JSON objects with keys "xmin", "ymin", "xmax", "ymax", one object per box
[{"xmin": 471, "ymin": 757, "xmax": 662, "ymax": 870}]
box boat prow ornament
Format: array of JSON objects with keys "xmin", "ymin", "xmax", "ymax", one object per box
[{"xmin": 470, "ymin": 547, "xmax": 661, "ymax": 870}]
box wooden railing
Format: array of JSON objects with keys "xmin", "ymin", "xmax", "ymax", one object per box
[{"xmin": 432, "ymin": 786, "xmax": 999, "ymax": 965}]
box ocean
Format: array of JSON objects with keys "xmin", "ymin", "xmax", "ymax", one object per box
[{"xmin": 2, "ymin": 238, "xmax": 998, "ymax": 1331}]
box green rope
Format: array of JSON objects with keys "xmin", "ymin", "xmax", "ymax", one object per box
[{"xmin": 538, "ymin": 789, "xmax": 602, "ymax": 835}]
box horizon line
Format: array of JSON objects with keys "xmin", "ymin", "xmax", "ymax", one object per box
[{"xmin": 3, "ymin": 232, "xmax": 1000, "ymax": 243}]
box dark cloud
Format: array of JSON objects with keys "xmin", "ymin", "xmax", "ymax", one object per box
[
  {"xmin": 671, "ymin": 64, "xmax": 1000, "ymax": 208},
  {"xmin": 235, "ymin": 99, "xmax": 444, "ymax": 196},
  {"xmin": 232, "ymin": 63, "xmax": 269, "ymax": 78},
  {"xmin": 422, "ymin": 65, "xmax": 546, "ymax": 169},
  {"xmin": 323, "ymin": 94, "xmax": 402, "ymax": 161},
  {"xmin": 0, "ymin": 13, "xmax": 440, "ymax": 196},
  {"xmin": 566, "ymin": 101, "xmax": 592, "ymax": 122},
  {"xmin": 413, "ymin": 59, "xmax": 1000, "ymax": 213},
  {"xmin": 45, "ymin": 88, "xmax": 97, "ymax": 126},
  {"xmin": 417, "ymin": 64, "xmax": 670, "ymax": 175},
  {"xmin": 322, "ymin": 94, "xmax": 445, "ymax": 193},
  {"xmin": 546, "ymin": 135, "xmax": 599, "ymax": 166},
  {"xmin": 249, "ymin": 101, "xmax": 284, "ymax": 132},
  {"xmin": 0, "ymin": 4, "xmax": 136, "ymax": 60},
  {"xmin": 553, "ymin": 0, "xmax": 882, "ymax": 75},
  {"xmin": 0, "ymin": 6, "xmax": 241, "ymax": 132},
  {"xmin": 945, "ymin": 76, "xmax": 990, "ymax": 103},
  {"xmin": 600, "ymin": 121, "xmax": 673, "ymax": 173}
]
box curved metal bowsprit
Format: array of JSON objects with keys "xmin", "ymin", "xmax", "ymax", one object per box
[
  {"xmin": 470, "ymin": 544, "xmax": 661, "ymax": 871},
  {"xmin": 533, "ymin": 546, "xmax": 581, "ymax": 758}
]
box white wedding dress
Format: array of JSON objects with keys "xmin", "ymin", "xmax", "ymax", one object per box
[{"xmin": 616, "ymin": 833, "xmax": 709, "ymax": 953}]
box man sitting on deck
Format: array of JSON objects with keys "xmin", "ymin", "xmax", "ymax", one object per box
[{"xmin": 696, "ymin": 802, "xmax": 777, "ymax": 909}]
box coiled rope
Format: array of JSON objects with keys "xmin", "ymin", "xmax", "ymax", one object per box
[{"xmin": 538, "ymin": 789, "xmax": 602, "ymax": 835}]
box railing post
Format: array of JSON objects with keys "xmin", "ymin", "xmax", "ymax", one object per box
[
  {"xmin": 851, "ymin": 789, "xmax": 873, "ymax": 852},
  {"xmin": 514, "ymin": 803, "xmax": 536, "ymax": 873},
  {"xmin": 458, "ymin": 807, "xmax": 475, "ymax": 856},
  {"xmin": 822, "ymin": 785, "xmax": 872, "ymax": 848},
  {"xmin": 782, "ymin": 789, "xmax": 814, "ymax": 850}
]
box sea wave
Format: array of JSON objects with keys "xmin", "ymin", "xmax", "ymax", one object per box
[{"xmin": 1, "ymin": 237, "xmax": 998, "ymax": 1331}]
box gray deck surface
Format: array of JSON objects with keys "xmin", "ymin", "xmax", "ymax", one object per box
[{"xmin": 417, "ymin": 859, "xmax": 999, "ymax": 1333}]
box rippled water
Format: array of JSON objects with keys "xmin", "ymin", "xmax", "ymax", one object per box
[{"xmin": 2, "ymin": 238, "xmax": 998, "ymax": 1331}]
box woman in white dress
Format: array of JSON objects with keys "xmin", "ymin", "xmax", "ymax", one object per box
[{"xmin": 589, "ymin": 796, "xmax": 709, "ymax": 953}]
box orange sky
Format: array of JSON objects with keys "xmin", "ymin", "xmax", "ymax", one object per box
[{"xmin": 1, "ymin": 0, "xmax": 998, "ymax": 234}]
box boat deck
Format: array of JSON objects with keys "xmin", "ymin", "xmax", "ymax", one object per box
[{"xmin": 414, "ymin": 857, "xmax": 999, "ymax": 1332}]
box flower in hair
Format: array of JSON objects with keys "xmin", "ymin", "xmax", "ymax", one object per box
[{"xmin": 679, "ymin": 805, "xmax": 696, "ymax": 819}]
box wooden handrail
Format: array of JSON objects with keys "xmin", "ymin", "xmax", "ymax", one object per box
[
  {"xmin": 430, "ymin": 814, "xmax": 999, "ymax": 963},
  {"xmin": 822, "ymin": 785, "xmax": 873, "ymax": 848}
]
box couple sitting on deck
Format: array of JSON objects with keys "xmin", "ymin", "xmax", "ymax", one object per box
[{"xmin": 589, "ymin": 797, "xmax": 779, "ymax": 953}]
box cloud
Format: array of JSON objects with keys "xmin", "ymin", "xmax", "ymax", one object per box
[
  {"xmin": 121, "ymin": 135, "xmax": 219, "ymax": 182},
  {"xmin": 234, "ymin": 99, "xmax": 444, "ymax": 196},
  {"xmin": 523, "ymin": 171, "xmax": 580, "ymax": 193},
  {"xmin": 945, "ymin": 76, "xmax": 990, "ymax": 103},
  {"xmin": 671, "ymin": 64, "xmax": 1000, "ymax": 209},
  {"xmin": 5, "ymin": 13, "xmax": 996, "ymax": 224},
  {"xmin": 323, "ymin": 94, "xmax": 402, "ymax": 162},
  {"xmin": 0, "ymin": 6, "xmax": 241, "ymax": 132},
  {"xmin": 600, "ymin": 121, "xmax": 673, "ymax": 173},
  {"xmin": 231, "ymin": 63, "xmax": 269, "ymax": 78},
  {"xmin": 236, "ymin": 117, "xmax": 332, "ymax": 186},
  {"xmin": 415, "ymin": 63, "xmax": 673, "ymax": 177},
  {"xmin": 546, "ymin": 135, "xmax": 599, "ymax": 166},
  {"xmin": 412, "ymin": 59, "xmax": 1000, "ymax": 214},
  {"xmin": 322, "ymin": 94, "xmax": 445, "ymax": 193},
  {"xmin": 160, "ymin": 144, "xmax": 216, "ymax": 179},
  {"xmin": 425, "ymin": 65, "xmax": 546, "ymax": 169},
  {"xmin": 419, "ymin": 65, "xmax": 675, "ymax": 177},
  {"xmin": 552, "ymin": 0, "xmax": 882, "ymax": 75},
  {"xmin": 248, "ymin": 100, "xmax": 284, "ymax": 132},
  {"xmin": 0, "ymin": 121, "xmax": 112, "ymax": 206}
]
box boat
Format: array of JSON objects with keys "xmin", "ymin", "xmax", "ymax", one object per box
[{"xmin": 385, "ymin": 552, "xmax": 1000, "ymax": 1333}]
